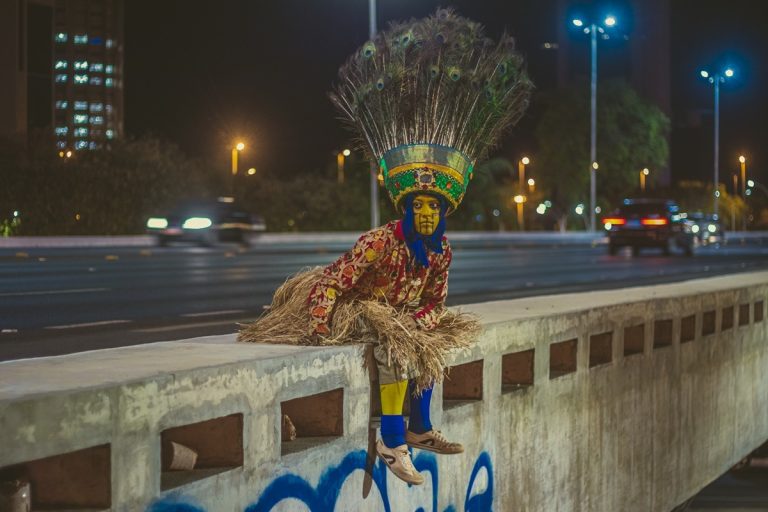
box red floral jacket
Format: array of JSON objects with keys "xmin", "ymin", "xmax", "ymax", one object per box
[{"xmin": 307, "ymin": 220, "xmax": 452, "ymax": 336}]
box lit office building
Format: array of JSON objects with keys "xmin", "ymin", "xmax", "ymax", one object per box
[{"xmin": 0, "ymin": 0, "xmax": 123, "ymax": 151}]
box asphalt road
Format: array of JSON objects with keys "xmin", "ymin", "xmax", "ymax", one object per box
[{"xmin": 1, "ymin": 237, "xmax": 767, "ymax": 361}]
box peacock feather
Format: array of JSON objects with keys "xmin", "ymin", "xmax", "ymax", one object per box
[{"xmin": 330, "ymin": 8, "xmax": 533, "ymax": 166}]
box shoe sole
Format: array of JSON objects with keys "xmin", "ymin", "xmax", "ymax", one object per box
[
  {"xmin": 406, "ymin": 441, "xmax": 464, "ymax": 455},
  {"xmin": 375, "ymin": 451, "xmax": 425, "ymax": 485}
]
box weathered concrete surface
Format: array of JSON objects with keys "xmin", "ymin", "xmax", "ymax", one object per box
[{"xmin": 1, "ymin": 272, "xmax": 767, "ymax": 511}]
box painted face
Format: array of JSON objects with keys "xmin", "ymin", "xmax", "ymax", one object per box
[{"xmin": 412, "ymin": 194, "xmax": 441, "ymax": 236}]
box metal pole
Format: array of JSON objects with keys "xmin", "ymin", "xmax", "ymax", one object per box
[
  {"xmin": 589, "ymin": 24, "xmax": 597, "ymax": 232},
  {"xmin": 741, "ymin": 159, "xmax": 747, "ymax": 230},
  {"xmin": 713, "ymin": 76, "xmax": 720, "ymax": 218},
  {"xmin": 368, "ymin": 0, "xmax": 380, "ymax": 228}
]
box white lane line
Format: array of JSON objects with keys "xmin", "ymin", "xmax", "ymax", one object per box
[
  {"xmin": 0, "ymin": 287, "xmax": 109, "ymax": 298},
  {"xmin": 180, "ymin": 309, "xmax": 246, "ymax": 318},
  {"xmin": 45, "ymin": 319, "xmax": 131, "ymax": 330},
  {"xmin": 134, "ymin": 319, "xmax": 245, "ymax": 333}
]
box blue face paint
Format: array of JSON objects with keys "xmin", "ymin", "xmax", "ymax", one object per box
[{"xmin": 401, "ymin": 193, "xmax": 447, "ymax": 269}]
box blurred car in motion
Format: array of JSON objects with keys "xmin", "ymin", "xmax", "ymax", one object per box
[
  {"xmin": 146, "ymin": 197, "xmax": 265, "ymax": 246},
  {"xmin": 684, "ymin": 212, "xmax": 724, "ymax": 245},
  {"xmin": 602, "ymin": 198, "xmax": 696, "ymax": 256}
]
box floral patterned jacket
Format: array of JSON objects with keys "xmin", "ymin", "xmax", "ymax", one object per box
[{"xmin": 307, "ymin": 220, "xmax": 452, "ymax": 336}]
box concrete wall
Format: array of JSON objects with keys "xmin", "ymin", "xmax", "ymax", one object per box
[{"xmin": 1, "ymin": 272, "xmax": 767, "ymax": 511}]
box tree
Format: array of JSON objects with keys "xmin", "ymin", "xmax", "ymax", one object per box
[{"xmin": 534, "ymin": 79, "xmax": 670, "ymax": 228}]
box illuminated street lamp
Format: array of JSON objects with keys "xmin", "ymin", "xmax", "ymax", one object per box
[
  {"xmin": 699, "ymin": 66, "xmax": 736, "ymax": 218},
  {"xmin": 247, "ymin": 168, "xmax": 257, "ymax": 176},
  {"xmin": 518, "ymin": 156, "xmax": 530, "ymax": 195},
  {"xmin": 571, "ymin": 14, "xmax": 618, "ymax": 232},
  {"xmin": 514, "ymin": 194, "xmax": 526, "ymax": 231},
  {"xmin": 739, "ymin": 155, "xmax": 747, "ymax": 198},
  {"xmin": 232, "ymin": 142, "xmax": 245, "ymax": 176},
  {"xmin": 337, "ymin": 148, "xmax": 351, "ymax": 184},
  {"xmin": 640, "ymin": 168, "xmax": 650, "ymax": 192},
  {"xmin": 527, "ymin": 178, "xmax": 536, "ymax": 193}
]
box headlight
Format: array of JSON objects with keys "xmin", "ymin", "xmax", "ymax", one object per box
[
  {"xmin": 691, "ymin": 224, "xmax": 700, "ymax": 233},
  {"xmin": 707, "ymin": 224, "xmax": 716, "ymax": 233},
  {"xmin": 183, "ymin": 217, "xmax": 212, "ymax": 229},
  {"xmin": 147, "ymin": 217, "xmax": 168, "ymax": 229}
]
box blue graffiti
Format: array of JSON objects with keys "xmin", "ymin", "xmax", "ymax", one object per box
[{"xmin": 465, "ymin": 452, "xmax": 494, "ymax": 512}]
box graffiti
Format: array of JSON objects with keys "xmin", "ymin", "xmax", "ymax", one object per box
[{"xmin": 145, "ymin": 450, "xmax": 493, "ymax": 512}]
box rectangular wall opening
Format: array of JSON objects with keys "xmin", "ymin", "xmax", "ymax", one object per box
[
  {"xmin": 589, "ymin": 332, "xmax": 612, "ymax": 368},
  {"xmin": 443, "ymin": 360, "xmax": 484, "ymax": 410},
  {"xmin": 624, "ymin": 324, "xmax": 645, "ymax": 357},
  {"xmin": 550, "ymin": 338, "xmax": 577, "ymax": 379},
  {"xmin": 281, "ymin": 389, "xmax": 343, "ymax": 456},
  {"xmin": 681, "ymin": 314, "xmax": 696, "ymax": 343},
  {"xmin": 501, "ymin": 349, "xmax": 534, "ymax": 393},
  {"xmin": 653, "ymin": 319, "xmax": 673, "ymax": 349},
  {"xmin": 721, "ymin": 306, "xmax": 734, "ymax": 331},
  {"xmin": 0, "ymin": 444, "xmax": 111, "ymax": 511},
  {"xmin": 739, "ymin": 303, "xmax": 750, "ymax": 326},
  {"xmin": 703, "ymin": 310, "xmax": 716, "ymax": 336},
  {"xmin": 756, "ymin": 301, "xmax": 765, "ymax": 323},
  {"xmin": 161, "ymin": 413, "xmax": 243, "ymax": 490}
]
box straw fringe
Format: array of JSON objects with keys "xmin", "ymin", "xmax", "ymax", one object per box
[{"xmin": 237, "ymin": 267, "xmax": 480, "ymax": 389}]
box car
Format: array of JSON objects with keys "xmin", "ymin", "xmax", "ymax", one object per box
[
  {"xmin": 602, "ymin": 198, "xmax": 696, "ymax": 256},
  {"xmin": 684, "ymin": 212, "xmax": 724, "ymax": 245},
  {"xmin": 146, "ymin": 197, "xmax": 266, "ymax": 247}
]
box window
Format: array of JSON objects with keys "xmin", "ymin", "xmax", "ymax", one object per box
[
  {"xmin": 89, "ymin": 76, "xmax": 102, "ymax": 85},
  {"xmin": 75, "ymin": 140, "xmax": 88, "ymax": 150},
  {"xmin": 74, "ymin": 34, "xmax": 88, "ymax": 44},
  {"xmin": 74, "ymin": 60, "xmax": 88, "ymax": 70},
  {"xmin": 106, "ymin": 129, "xmax": 115, "ymax": 139},
  {"xmin": 89, "ymin": 103, "xmax": 104, "ymax": 113},
  {"xmin": 105, "ymin": 104, "xmax": 114, "ymax": 114},
  {"xmin": 105, "ymin": 78, "xmax": 114, "ymax": 87},
  {"xmin": 55, "ymin": 126, "xmax": 68, "ymax": 136},
  {"xmin": 55, "ymin": 32, "xmax": 67, "ymax": 43},
  {"xmin": 74, "ymin": 101, "xmax": 88, "ymax": 111},
  {"xmin": 55, "ymin": 74, "xmax": 68, "ymax": 83},
  {"xmin": 56, "ymin": 140, "xmax": 67, "ymax": 149},
  {"xmin": 88, "ymin": 141, "xmax": 99, "ymax": 150},
  {"xmin": 74, "ymin": 114, "xmax": 88, "ymax": 124},
  {"xmin": 89, "ymin": 62, "xmax": 104, "ymax": 72},
  {"xmin": 55, "ymin": 100, "xmax": 68, "ymax": 109},
  {"xmin": 105, "ymin": 65, "xmax": 114, "ymax": 74},
  {"xmin": 90, "ymin": 129, "xmax": 103, "ymax": 137},
  {"xmin": 90, "ymin": 116, "xmax": 104, "ymax": 125},
  {"xmin": 106, "ymin": 38, "xmax": 116, "ymax": 48},
  {"xmin": 74, "ymin": 127, "xmax": 89, "ymax": 137},
  {"xmin": 89, "ymin": 36, "xmax": 103, "ymax": 45},
  {"xmin": 54, "ymin": 60, "xmax": 68, "ymax": 70},
  {"xmin": 74, "ymin": 74, "xmax": 88, "ymax": 84}
]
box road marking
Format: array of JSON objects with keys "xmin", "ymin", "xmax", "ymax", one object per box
[
  {"xmin": 181, "ymin": 309, "xmax": 246, "ymax": 318},
  {"xmin": 134, "ymin": 319, "xmax": 246, "ymax": 333},
  {"xmin": 0, "ymin": 287, "xmax": 109, "ymax": 297},
  {"xmin": 45, "ymin": 319, "xmax": 131, "ymax": 330}
]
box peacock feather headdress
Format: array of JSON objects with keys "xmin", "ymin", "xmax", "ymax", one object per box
[{"xmin": 330, "ymin": 8, "xmax": 533, "ymax": 213}]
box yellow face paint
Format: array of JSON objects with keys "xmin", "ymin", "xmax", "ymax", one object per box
[{"xmin": 412, "ymin": 194, "xmax": 441, "ymax": 236}]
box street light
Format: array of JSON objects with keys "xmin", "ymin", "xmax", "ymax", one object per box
[
  {"xmin": 518, "ymin": 156, "xmax": 531, "ymax": 195},
  {"xmin": 527, "ymin": 178, "xmax": 536, "ymax": 193},
  {"xmin": 337, "ymin": 148, "xmax": 351, "ymax": 184},
  {"xmin": 513, "ymin": 194, "xmax": 526, "ymax": 231},
  {"xmin": 640, "ymin": 168, "xmax": 650, "ymax": 192},
  {"xmin": 571, "ymin": 14, "xmax": 618, "ymax": 232},
  {"xmin": 247, "ymin": 167, "xmax": 256, "ymax": 176},
  {"xmin": 232, "ymin": 142, "xmax": 245, "ymax": 176},
  {"xmin": 699, "ymin": 66, "xmax": 735, "ymax": 218},
  {"xmin": 739, "ymin": 155, "xmax": 747, "ymax": 198}
]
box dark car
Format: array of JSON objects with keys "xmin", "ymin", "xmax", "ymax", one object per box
[
  {"xmin": 146, "ymin": 197, "xmax": 266, "ymax": 246},
  {"xmin": 684, "ymin": 212, "xmax": 724, "ymax": 245},
  {"xmin": 602, "ymin": 198, "xmax": 696, "ymax": 256}
]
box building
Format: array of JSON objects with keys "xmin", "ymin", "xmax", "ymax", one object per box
[{"xmin": 0, "ymin": 0, "xmax": 124, "ymax": 152}]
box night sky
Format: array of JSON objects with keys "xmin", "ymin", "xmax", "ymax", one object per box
[{"xmin": 124, "ymin": 1, "xmax": 768, "ymax": 187}]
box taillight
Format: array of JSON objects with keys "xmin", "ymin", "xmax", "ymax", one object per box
[
  {"xmin": 602, "ymin": 217, "xmax": 626, "ymax": 225},
  {"xmin": 641, "ymin": 218, "xmax": 668, "ymax": 226}
]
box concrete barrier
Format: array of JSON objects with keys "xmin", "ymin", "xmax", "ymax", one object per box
[{"xmin": 1, "ymin": 272, "xmax": 767, "ymax": 511}]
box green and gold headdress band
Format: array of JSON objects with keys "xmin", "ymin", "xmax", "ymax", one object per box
[{"xmin": 379, "ymin": 143, "xmax": 474, "ymax": 214}]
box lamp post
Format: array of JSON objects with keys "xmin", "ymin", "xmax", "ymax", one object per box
[
  {"xmin": 514, "ymin": 194, "xmax": 526, "ymax": 231},
  {"xmin": 699, "ymin": 67, "xmax": 734, "ymax": 219},
  {"xmin": 572, "ymin": 15, "xmax": 616, "ymax": 232},
  {"xmin": 518, "ymin": 156, "xmax": 530, "ymax": 194},
  {"xmin": 527, "ymin": 178, "xmax": 536, "ymax": 193},
  {"xmin": 337, "ymin": 148, "xmax": 351, "ymax": 184},
  {"xmin": 640, "ymin": 168, "xmax": 650, "ymax": 192},
  {"xmin": 231, "ymin": 142, "xmax": 245, "ymax": 196},
  {"xmin": 368, "ymin": 0, "xmax": 380, "ymax": 228}
]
